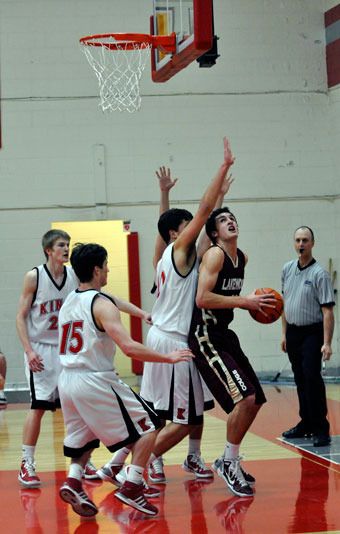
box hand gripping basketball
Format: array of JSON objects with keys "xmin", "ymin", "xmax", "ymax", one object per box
[{"xmin": 249, "ymin": 288, "xmax": 284, "ymax": 324}]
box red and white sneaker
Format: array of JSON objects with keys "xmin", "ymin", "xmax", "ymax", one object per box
[
  {"xmin": 182, "ymin": 454, "xmax": 214, "ymax": 479},
  {"xmin": 148, "ymin": 458, "xmax": 166, "ymax": 484},
  {"xmin": 114, "ymin": 481, "xmax": 158, "ymax": 516},
  {"xmin": 116, "ymin": 468, "xmax": 161, "ymax": 498},
  {"xmin": 96, "ymin": 463, "xmax": 122, "ymax": 485},
  {"xmin": 82, "ymin": 460, "xmax": 100, "ymax": 480},
  {"xmin": 18, "ymin": 460, "xmax": 41, "ymax": 488},
  {"xmin": 59, "ymin": 478, "xmax": 98, "ymax": 517}
]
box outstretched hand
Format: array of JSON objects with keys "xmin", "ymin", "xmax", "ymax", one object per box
[
  {"xmin": 220, "ymin": 172, "xmax": 234, "ymax": 197},
  {"xmin": 156, "ymin": 166, "xmax": 178, "ymax": 192},
  {"xmin": 223, "ymin": 137, "xmax": 235, "ymax": 169}
]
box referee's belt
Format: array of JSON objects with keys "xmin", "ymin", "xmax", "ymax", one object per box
[{"xmin": 287, "ymin": 322, "xmax": 323, "ymax": 330}]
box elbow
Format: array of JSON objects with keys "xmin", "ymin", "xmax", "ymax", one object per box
[
  {"xmin": 120, "ymin": 341, "xmax": 136, "ymax": 359},
  {"xmin": 196, "ymin": 294, "xmax": 207, "ymax": 309}
]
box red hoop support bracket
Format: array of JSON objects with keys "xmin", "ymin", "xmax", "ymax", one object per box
[{"xmin": 79, "ymin": 32, "xmax": 177, "ymax": 54}]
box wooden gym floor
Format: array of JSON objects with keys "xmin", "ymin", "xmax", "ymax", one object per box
[{"xmin": 0, "ymin": 383, "xmax": 339, "ymax": 534}]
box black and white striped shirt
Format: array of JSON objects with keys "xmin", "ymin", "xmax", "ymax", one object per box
[{"xmin": 281, "ymin": 259, "xmax": 335, "ymax": 326}]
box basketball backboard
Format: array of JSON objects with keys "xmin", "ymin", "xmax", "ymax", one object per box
[{"xmin": 151, "ymin": 0, "xmax": 214, "ymax": 82}]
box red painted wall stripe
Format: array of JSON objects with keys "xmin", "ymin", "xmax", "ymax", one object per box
[
  {"xmin": 325, "ymin": 4, "xmax": 340, "ymax": 88},
  {"xmin": 326, "ymin": 39, "xmax": 340, "ymax": 88},
  {"xmin": 325, "ymin": 4, "xmax": 340, "ymax": 27},
  {"xmin": 127, "ymin": 232, "xmax": 144, "ymax": 375}
]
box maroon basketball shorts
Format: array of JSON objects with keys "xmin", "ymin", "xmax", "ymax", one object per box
[{"xmin": 188, "ymin": 325, "xmax": 266, "ymax": 414}]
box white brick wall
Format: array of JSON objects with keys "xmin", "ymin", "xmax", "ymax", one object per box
[{"xmin": 0, "ymin": 0, "xmax": 338, "ymax": 386}]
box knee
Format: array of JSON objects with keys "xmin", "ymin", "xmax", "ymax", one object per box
[
  {"xmin": 146, "ymin": 429, "xmax": 158, "ymax": 440},
  {"xmin": 241, "ymin": 394, "xmax": 260, "ymax": 412}
]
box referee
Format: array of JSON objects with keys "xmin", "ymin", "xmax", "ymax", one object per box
[{"xmin": 281, "ymin": 226, "xmax": 335, "ymax": 447}]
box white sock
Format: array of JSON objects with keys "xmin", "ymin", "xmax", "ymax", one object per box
[
  {"xmin": 22, "ymin": 445, "xmax": 36, "ymax": 462},
  {"xmin": 125, "ymin": 464, "xmax": 144, "ymax": 485},
  {"xmin": 68, "ymin": 463, "xmax": 84, "ymax": 481},
  {"xmin": 224, "ymin": 442, "xmax": 240, "ymax": 461},
  {"xmin": 188, "ymin": 439, "xmax": 201, "ymax": 457},
  {"xmin": 109, "ymin": 447, "xmax": 130, "ymax": 466}
]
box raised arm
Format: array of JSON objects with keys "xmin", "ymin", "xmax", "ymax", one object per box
[
  {"xmin": 173, "ymin": 137, "xmax": 235, "ymax": 273},
  {"xmin": 196, "ymin": 171, "xmax": 234, "ymax": 261},
  {"xmin": 94, "ymin": 297, "xmax": 191, "ymax": 363},
  {"xmin": 16, "ymin": 270, "xmax": 44, "ymax": 372},
  {"xmin": 153, "ymin": 166, "xmax": 178, "ymax": 269}
]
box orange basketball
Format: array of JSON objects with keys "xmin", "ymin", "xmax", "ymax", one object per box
[{"xmin": 249, "ymin": 288, "xmax": 284, "ymax": 324}]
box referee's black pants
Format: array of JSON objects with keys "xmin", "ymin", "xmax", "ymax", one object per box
[{"xmin": 286, "ymin": 323, "xmax": 329, "ymax": 436}]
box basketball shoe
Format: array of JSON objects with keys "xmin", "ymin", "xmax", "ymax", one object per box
[
  {"xmin": 59, "ymin": 478, "xmax": 98, "ymax": 517},
  {"xmin": 116, "ymin": 467, "xmax": 161, "ymax": 498},
  {"xmin": 18, "ymin": 459, "xmax": 41, "ymax": 488},
  {"xmin": 148, "ymin": 457, "xmax": 166, "ymax": 484},
  {"xmin": 96, "ymin": 463, "xmax": 123, "ymax": 485},
  {"xmin": 82, "ymin": 460, "xmax": 100, "ymax": 480},
  {"xmin": 213, "ymin": 457, "xmax": 254, "ymax": 497},
  {"xmin": 212, "ymin": 456, "xmax": 255, "ymax": 486},
  {"xmin": 182, "ymin": 454, "xmax": 214, "ymax": 479},
  {"xmin": 114, "ymin": 480, "xmax": 158, "ymax": 516}
]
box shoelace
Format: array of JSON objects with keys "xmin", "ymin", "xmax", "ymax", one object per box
[
  {"xmin": 151, "ymin": 458, "xmax": 164, "ymax": 474},
  {"xmin": 189, "ymin": 454, "xmax": 206, "ymax": 469},
  {"xmin": 234, "ymin": 455, "xmax": 252, "ymax": 478},
  {"xmin": 86, "ymin": 461, "xmax": 96, "ymax": 471},
  {"xmin": 229, "ymin": 458, "xmax": 248, "ymax": 487},
  {"xmin": 23, "ymin": 461, "xmax": 37, "ymax": 477}
]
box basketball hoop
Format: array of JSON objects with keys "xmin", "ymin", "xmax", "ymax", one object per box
[{"xmin": 80, "ymin": 33, "xmax": 176, "ymax": 113}]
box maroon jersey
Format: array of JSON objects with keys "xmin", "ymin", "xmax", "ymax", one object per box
[
  {"xmin": 188, "ymin": 245, "xmax": 266, "ymax": 414},
  {"xmin": 191, "ymin": 246, "xmax": 245, "ymax": 331}
]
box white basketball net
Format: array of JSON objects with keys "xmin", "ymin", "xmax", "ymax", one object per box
[{"xmin": 81, "ymin": 37, "xmax": 152, "ymax": 113}]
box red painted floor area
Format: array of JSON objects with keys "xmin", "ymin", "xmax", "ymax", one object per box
[
  {"xmin": 1, "ymin": 385, "xmax": 339, "ymax": 533},
  {"xmin": 1, "ymin": 459, "xmax": 339, "ymax": 534}
]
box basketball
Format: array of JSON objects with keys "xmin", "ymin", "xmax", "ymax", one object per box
[{"xmin": 249, "ymin": 288, "xmax": 284, "ymax": 324}]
